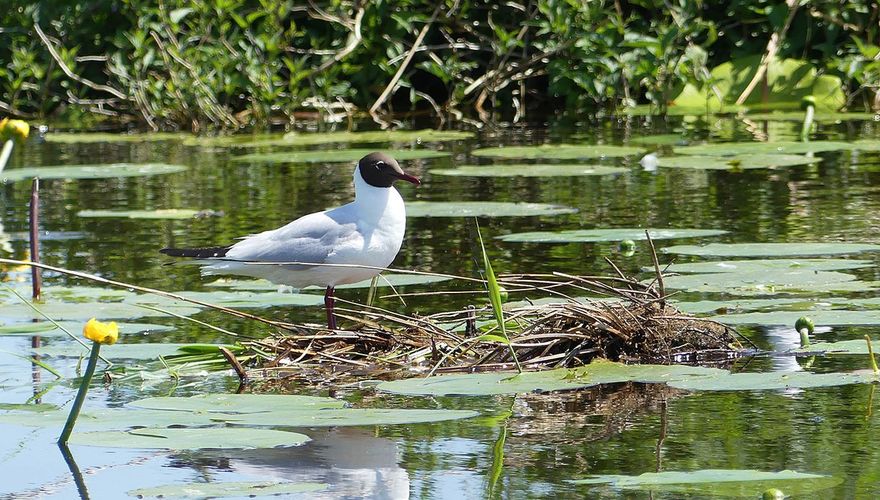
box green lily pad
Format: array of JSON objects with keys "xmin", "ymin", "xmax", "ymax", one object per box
[
  {"xmin": 214, "ymin": 408, "xmax": 479, "ymax": 427},
  {"xmin": 377, "ymin": 360, "xmax": 725, "ymax": 396},
  {"xmin": 0, "ymin": 321, "xmax": 172, "ymax": 337},
  {"xmin": 471, "ymin": 144, "xmax": 644, "ymax": 159},
  {"xmin": 430, "ymin": 164, "xmax": 627, "ymax": 177},
  {"xmin": 406, "ymin": 201, "xmax": 577, "ymax": 217},
  {"xmin": 658, "ymin": 258, "xmax": 873, "ymax": 274},
  {"xmin": 662, "ymin": 242, "xmax": 880, "ymax": 257},
  {"xmin": 798, "ymin": 339, "xmax": 880, "ymax": 355},
  {"xmin": 673, "ymin": 141, "xmax": 852, "ymax": 156},
  {"xmin": 660, "ymin": 270, "xmax": 861, "ymax": 295},
  {"xmin": 676, "ymin": 298, "xmax": 823, "ymax": 315},
  {"xmin": 185, "ymin": 129, "xmax": 473, "ymax": 148},
  {"xmin": 69, "ymin": 427, "xmax": 311, "ymax": 449},
  {"xmin": 77, "ymin": 209, "xmax": 201, "ymax": 219},
  {"xmin": 1, "ymin": 163, "xmax": 188, "ymax": 182},
  {"xmin": 129, "ymin": 481, "xmax": 327, "ymax": 498},
  {"xmin": 711, "ymin": 310, "xmax": 880, "ymax": 327},
  {"xmin": 744, "ymin": 111, "xmax": 878, "ymax": 121},
  {"xmin": 497, "ymin": 228, "xmax": 726, "ymax": 243},
  {"xmin": 668, "ymin": 370, "xmax": 878, "ymax": 391},
  {"xmin": 657, "ymin": 154, "xmax": 819, "ymax": 170},
  {"xmin": 44, "ymin": 132, "xmax": 184, "ymax": 143},
  {"xmin": 231, "ymin": 148, "xmax": 449, "ymax": 164},
  {"xmin": 156, "ymin": 290, "xmax": 324, "ymax": 308},
  {"xmin": 628, "ymin": 134, "xmax": 692, "ymax": 146},
  {"xmin": 0, "ymin": 397, "xmax": 476, "ymax": 430},
  {"xmin": 0, "ymin": 403, "xmax": 57, "ymax": 412},
  {"xmin": 129, "ymin": 394, "xmax": 347, "ymax": 413},
  {"xmin": 0, "ymin": 301, "xmax": 201, "ymax": 321},
  {"xmin": 0, "ymin": 408, "xmax": 219, "ymax": 429},
  {"xmin": 34, "ymin": 343, "xmax": 228, "ymax": 360},
  {"xmin": 204, "ymin": 273, "xmax": 450, "ymax": 291},
  {"xmin": 571, "ymin": 469, "xmax": 840, "ymax": 496}
]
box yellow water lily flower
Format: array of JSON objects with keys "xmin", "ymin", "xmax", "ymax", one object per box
[
  {"xmin": 0, "ymin": 118, "xmax": 29, "ymax": 142},
  {"xmin": 83, "ymin": 318, "xmax": 119, "ymax": 345}
]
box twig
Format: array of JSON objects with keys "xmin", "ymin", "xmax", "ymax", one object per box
[
  {"xmin": 32, "ymin": 21, "xmax": 127, "ymax": 100},
  {"xmin": 29, "ymin": 179, "xmax": 41, "ymax": 300},
  {"xmin": 370, "ymin": 4, "xmax": 442, "ymax": 114},
  {"xmin": 312, "ymin": 7, "xmax": 365, "ymax": 73},
  {"xmin": 645, "ymin": 231, "xmax": 665, "ymax": 307},
  {"xmin": 219, "ymin": 347, "xmax": 249, "ymax": 382},
  {"xmin": 734, "ymin": 0, "xmax": 800, "ymax": 105}
]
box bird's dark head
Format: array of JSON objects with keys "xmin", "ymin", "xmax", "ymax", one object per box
[{"xmin": 358, "ymin": 152, "xmax": 420, "ymax": 188}]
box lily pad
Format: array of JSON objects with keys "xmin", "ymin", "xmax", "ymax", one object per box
[
  {"xmin": 129, "ymin": 481, "xmax": 327, "ymax": 498},
  {"xmin": 377, "ymin": 360, "xmax": 726, "ymax": 396},
  {"xmin": 34, "ymin": 343, "xmax": 228, "ymax": 360},
  {"xmin": 231, "ymin": 148, "xmax": 449, "ymax": 164},
  {"xmin": 430, "ymin": 164, "xmax": 627, "ymax": 177},
  {"xmin": 658, "ymin": 258, "xmax": 873, "ymax": 274},
  {"xmin": 215, "ymin": 408, "xmax": 480, "ymax": 427},
  {"xmin": 628, "ymin": 134, "xmax": 692, "ymax": 146},
  {"xmin": 676, "ymin": 298, "xmax": 824, "ymax": 315},
  {"xmin": 497, "ymin": 228, "xmax": 726, "ymax": 243},
  {"xmin": 657, "ymin": 153, "xmax": 819, "ymax": 170},
  {"xmin": 0, "ymin": 301, "xmax": 201, "ymax": 321},
  {"xmin": 660, "ymin": 270, "xmax": 862, "ymax": 295},
  {"xmin": 406, "ymin": 201, "xmax": 577, "ymax": 217},
  {"xmin": 77, "ymin": 209, "xmax": 201, "ymax": 219},
  {"xmin": 662, "ymin": 242, "xmax": 880, "ymax": 257},
  {"xmin": 711, "ymin": 310, "xmax": 880, "ymax": 327},
  {"xmin": 129, "ymin": 394, "xmax": 347, "ymax": 413},
  {"xmin": 44, "ymin": 132, "xmax": 184, "ymax": 143},
  {"xmin": 673, "ymin": 141, "xmax": 852, "ymax": 156},
  {"xmin": 571, "ymin": 469, "xmax": 840, "ymax": 496},
  {"xmin": 162, "ymin": 285, "xmax": 324, "ymax": 309},
  {"xmin": 0, "ymin": 403, "xmax": 57, "ymax": 412},
  {"xmin": 206, "ymin": 273, "xmax": 451, "ymax": 291},
  {"xmin": 185, "ymin": 129, "xmax": 473, "ymax": 148},
  {"xmin": 69, "ymin": 427, "xmax": 310, "ymax": 449},
  {"xmin": 668, "ymin": 370, "xmax": 878, "ymax": 391},
  {"xmin": 471, "ymin": 144, "xmax": 644, "ymax": 159},
  {"xmin": 0, "ymin": 407, "xmax": 221, "ymax": 429},
  {"xmin": 0, "ymin": 321, "xmax": 171, "ymax": 337},
  {"xmin": 798, "ymin": 339, "xmax": 880, "ymax": 355},
  {"xmin": 1, "ymin": 163, "xmax": 187, "ymax": 182}
]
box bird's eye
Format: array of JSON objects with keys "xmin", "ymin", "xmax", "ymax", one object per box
[{"xmin": 375, "ymin": 161, "xmax": 386, "ymax": 168}]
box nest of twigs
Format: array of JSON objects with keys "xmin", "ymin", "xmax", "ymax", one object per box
[{"xmin": 241, "ymin": 253, "xmax": 745, "ymax": 379}]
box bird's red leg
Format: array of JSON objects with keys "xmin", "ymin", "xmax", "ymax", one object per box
[{"xmin": 325, "ymin": 286, "xmax": 337, "ymax": 330}]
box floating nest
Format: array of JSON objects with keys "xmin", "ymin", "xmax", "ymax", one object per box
[{"xmin": 240, "ymin": 258, "xmax": 745, "ymax": 381}]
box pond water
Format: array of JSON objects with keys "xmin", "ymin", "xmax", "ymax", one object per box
[{"xmin": 2, "ymin": 115, "xmax": 880, "ymax": 498}]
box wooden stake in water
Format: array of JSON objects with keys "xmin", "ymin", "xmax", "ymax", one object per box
[{"xmin": 29, "ymin": 178, "xmax": 41, "ymax": 300}]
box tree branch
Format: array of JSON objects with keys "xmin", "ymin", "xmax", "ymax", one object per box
[
  {"xmin": 370, "ymin": 5, "xmax": 443, "ymax": 114},
  {"xmin": 32, "ymin": 20, "xmax": 128, "ymax": 100}
]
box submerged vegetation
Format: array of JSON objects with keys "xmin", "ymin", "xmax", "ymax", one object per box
[{"xmin": 3, "ymin": 1, "xmax": 880, "ymax": 129}]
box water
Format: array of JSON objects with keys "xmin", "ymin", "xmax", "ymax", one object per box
[{"xmin": 2, "ymin": 116, "xmax": 880, "ymax": 498}]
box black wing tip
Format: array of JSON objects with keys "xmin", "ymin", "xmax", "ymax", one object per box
[{"xmin": 160, "ymin": 246, "xmax": 231, "ymax": 258}]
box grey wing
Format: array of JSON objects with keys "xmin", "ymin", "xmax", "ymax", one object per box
[{"xmin": 224, "ymin": 211, "xmax": 358, "ymax": 267}]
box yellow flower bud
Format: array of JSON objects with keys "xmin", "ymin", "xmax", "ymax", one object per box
[
  {"xmin": 83, "ymin": 318, "xmax": 119, "ymax": 345},
  {"xmin": 0, "ymin": 118, "xmax": 30, "ymax": 143}
]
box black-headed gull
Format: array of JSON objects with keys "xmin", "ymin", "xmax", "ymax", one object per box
[{"xmin": 161, "ymin": 152, "xmax": 420, "ymax": 329}]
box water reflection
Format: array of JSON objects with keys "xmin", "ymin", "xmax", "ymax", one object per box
[{"xmin": 190, "ymin": 428, "xmax": 409, "ymax": 499}]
